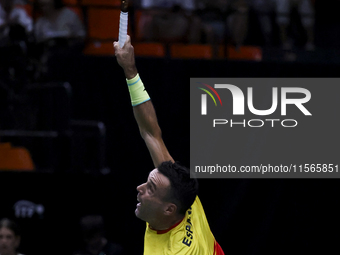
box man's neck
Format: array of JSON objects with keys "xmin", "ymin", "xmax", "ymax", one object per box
[{"xmin": 149, "ymin": 214, "xmax": 184, "ymax": 231}]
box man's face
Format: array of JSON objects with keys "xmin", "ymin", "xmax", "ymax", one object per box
[
  {"xmin": 135, "ymin": 169, "xmax": 171, "ymax": 223},
  {"xmin": 0, "ymin": 227, "xmax": 20, "ymax": 255}
]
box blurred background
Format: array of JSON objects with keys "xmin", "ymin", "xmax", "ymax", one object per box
[{"xmin": 0, "ymin": 0, "xmax": 339, "ymax": 254}]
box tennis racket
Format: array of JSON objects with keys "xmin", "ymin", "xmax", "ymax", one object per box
[{"xmin": 119, "ymin": 0, "xmax": 129, "ymax": 48}]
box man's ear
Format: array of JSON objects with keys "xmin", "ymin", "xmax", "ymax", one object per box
[{"xmin": 164, "ymin": 203, "xmax": 177, "ymax": 216}]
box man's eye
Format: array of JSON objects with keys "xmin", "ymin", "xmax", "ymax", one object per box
[{"xmin": 147, "ymin": 184, "xmax": 153, "ymax": 192}]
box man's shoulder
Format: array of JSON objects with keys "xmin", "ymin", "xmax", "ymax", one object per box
[
  {"xmin": 191, "ymin": 196, "xmax": 203, "ymax": 211},
  {"xmin": 169, "ymin": 196, "xmax": 207, "ymax": 250}
]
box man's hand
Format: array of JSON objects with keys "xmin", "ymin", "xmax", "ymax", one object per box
[{"xmin": 113, "ymin": 35, "xmax": 138, "ymax": 79}]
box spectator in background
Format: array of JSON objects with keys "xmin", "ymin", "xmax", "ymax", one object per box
[
  {"xmin": 0, "ymin": 0, "xmax": 33, "ymax": 44},
  {"xmin": 249, "ymin": 0, "xmax": 275, "ymax": 46},
  {"xmin": 196, "ymin": 0, "xmax": 249, "ymax": 48},
  {"xmin": 0, "ymin": 218, "xmax": 25, "ymax": 255},
  {"xmin": 32, "ymin": 0, "xmax": 85, "ymax": 80},
  {"xmin": 138, "ymin": 0, "xmax": 201, "ymax": 43},
  {"xmin": 196, "ymin": 0, "xmax": 229, "ymax": 44},
  {"xmin": 274, "ymin": 0, "xmax": 315, "ymax": 51},
  {"xmin": 227, "ymin": 0, "xmax": 249, "ymax": 48},
  {"xmin": 0, "ymin": 0, "xmax": 32, "ymax": 89},
  {"xmin": 73, "ymin": 215, "xmax": 124, "ymax": 255},
  {"xmin": 34, "ymin": 0, "xmax": 85, "ymax": 43}
]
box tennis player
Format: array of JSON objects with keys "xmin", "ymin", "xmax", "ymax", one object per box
[{"xmin": 113, "ymin": 35, "xmax": 225, "ymax": 255}]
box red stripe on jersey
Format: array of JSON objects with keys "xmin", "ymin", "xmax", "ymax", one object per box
[
  {"xmin": 149, "ymin": 217, "xmax": 185, "ymax": 234},
  {"xmin": 214, "ymin": 241, "xmax": 225, "ymax": 255}
]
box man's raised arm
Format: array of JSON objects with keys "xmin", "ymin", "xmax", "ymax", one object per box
[{"xmin": 114, "ymin": 36, "xmax": 174, "ymax": 167}]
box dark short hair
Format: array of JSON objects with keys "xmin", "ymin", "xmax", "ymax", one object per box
[
  {"xmin": 157, "ymin": 161, "xmax": 199, "ymax": 215},
  {"xmin": 0, "ymin": 218, "xmax": 21, "ymax": 237}
]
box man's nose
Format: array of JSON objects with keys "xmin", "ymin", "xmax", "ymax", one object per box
[{"xmin": 136, "ymin": 183, "xmax": 145, "ymax": 193}]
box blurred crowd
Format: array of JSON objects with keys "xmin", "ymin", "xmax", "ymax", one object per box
[
  {"xmin": 0, "ymin": 0, "xmax": 86, "ymax": 132},
  {"xmin": 0, "ymin": 0, "xmax": 319, "ymax": 130},
  {"xmin": 136, "ymin": 0, "xmax": 315, "ymax": 50},
  {"xmin": 0, "ymin": 0, "xmax": 85, "ymax": 87},
  {"xmin": 0, "ymin": 216, "xmax": 124, "ymax": 255},
  {"xmin": 0, "ymin": 0, "xmax": 316, "ymax": 86},
  {"xmin": 0, "ymin": 0, "xmax": 319, "ymax": 132}
]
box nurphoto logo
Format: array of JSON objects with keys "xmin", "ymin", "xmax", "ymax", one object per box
[{"xmin": 199, "ymin": 83, "xmax": 312, "ymax": 128}]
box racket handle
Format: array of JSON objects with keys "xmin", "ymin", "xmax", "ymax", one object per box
[{"xmin": 119, "ymin": 11, "xmax": 128, "ymax": 48}]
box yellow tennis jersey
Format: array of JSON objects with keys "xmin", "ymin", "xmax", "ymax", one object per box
[{"xmin": 143, "ymin": 196, "xmax": 224, "ymax": 255}]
